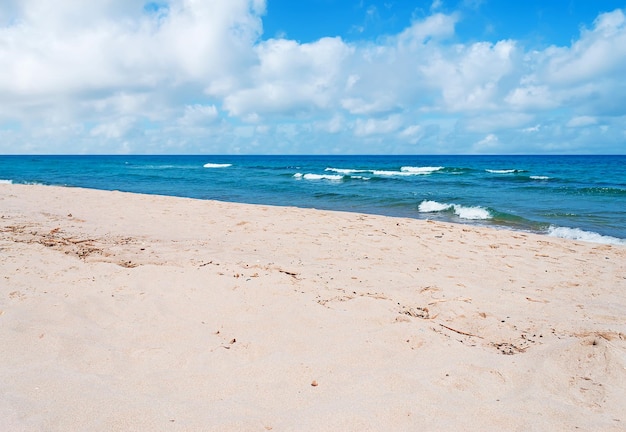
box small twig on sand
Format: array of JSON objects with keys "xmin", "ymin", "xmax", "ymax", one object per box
[
  {"xmin": 279, "ymin": 269, "xmax": 298, "ymax": 278},
  {"xmin": 439, "ymin": 323, "xmax": 483, "ymax": 339},
  {"xmin": 525, "ymin": 297, "xmax": 549, "ymax": 303}
]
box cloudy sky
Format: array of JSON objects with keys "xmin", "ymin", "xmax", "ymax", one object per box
[{"xmin": 1, "ymin": 0, "xmax": 626, "ymax": 154}]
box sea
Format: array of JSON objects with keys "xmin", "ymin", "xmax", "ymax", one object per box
[{"xmin": 1, "ymin": 155, "xmax": 625, "ymax": 245}]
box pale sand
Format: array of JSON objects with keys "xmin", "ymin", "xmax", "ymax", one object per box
[{"xmin": 1, "ymin": 184, "xmax": 625, "ymax": 431}]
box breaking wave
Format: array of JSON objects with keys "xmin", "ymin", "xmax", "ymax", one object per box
[
  {"xmin": 203, "ymin": 163, "xmax": 232, "ymax": 168},
  {"xmin": 325, "ymin": 166, "xmax": 443, "ymax": 177},
  {"xmin": 418, "ymin": 200, "xmax": 492, "ymax": 220},
  {"xmin": 547, "ymin": 226, "xmax": 626, "ymax": 246},
  {"xmin": 294, "ymin": 173, "xmax": 344, "ymax": 181},
  {"xmin": 325, "ymin": 168, "xmax": 369, "ymax": 175},
  {"xmin": 486, "ymin": 169, "xmax": 528, "ymax": 174},
  {"xmin": 400, "ymin": 166, "xmax": 444, "ymax": 174}
]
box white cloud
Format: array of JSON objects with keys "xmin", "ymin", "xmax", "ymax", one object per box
[
  {"xmin": 397, "ymin": 13, "xmax": 458, "ymax": 46},
  {"xmin": 315, "ymin": 115, "xmax": 345, "ymax": 134},
  {"xmin": 422, "ymin": 40, "xmax": 518, "ymax": 111},
  {"xmin": 399, "ymin": 125, "xmax": 424, "ymax": 144},
  {"xmin": 505, "ymin": 85, "xmax": 558, "ymax": 110},
  {"xmin": 90, "ymin": 117, "xmax": 136, "ymax": 139},
  {"xmin": 340, "ymin": 97, "xmax": 397, "ymax": 115},
  {"xmin": 522, "ymin": 124, "xmax": 541, "ymax": 133},
  {"xmin": 178, "ymin": 104, "xmax": 219, "ymax": 126},
  {"xmin": 354, "ymin": 115, "xmax": 403, "ymax": 136},
  {"xmin": 463, "ymin": 112, "xmax": 534, "ymax": 133},
  {"xmin": 473, "ymin": 133, "xmax": 499, "ymax": 151},
  {"xmin": 0, "ymin": 0, "xmax": 263, "ymax": 104},
  {"xmin": 567, "ymin": 116, "xmax": 598, "ymax": 128},
  {"xmin": 222, "ymin": 36, "xmax": 352, "ymax": 118},
  {"xmin": 1, "ymin": 2, "xmax": 625, "ymax": 154},
  {"xmin": 430, "ymin": 0, "xmax": 443, "ymax": 12},
  {"xmin": 546, "ymin": 10, "xmax": 626, "ymax": 84},
  {"xmin": 509, "ymin": 8, "xmax": 626, "ymax": 119}
]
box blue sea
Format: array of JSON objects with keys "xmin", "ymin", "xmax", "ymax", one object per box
[{"xmin": 1, "ymin": 155, "xmax": 625, "ymax": 245}]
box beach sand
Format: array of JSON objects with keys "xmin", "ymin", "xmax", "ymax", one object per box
[{"xmin": 1, "ymin": 184, "xmax": 625, "ymax": 431}]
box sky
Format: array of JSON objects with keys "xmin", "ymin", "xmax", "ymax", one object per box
[{"xmin": 1, "ymin": 0, "xmax": 626, "ymax": 154}]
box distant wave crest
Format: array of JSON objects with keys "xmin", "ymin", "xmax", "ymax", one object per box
[
  {"xmin": 325, "ymin": 168, "xmax": 369, "ymax": 175},
  {"xmin": 325, "ymin": 166, "xmax": 443, "ymax": 177},
  {"xmin": 294, "ymin": 173, "xmax": 344, "ymax": 181},
  {"xmin": 486, "ymin": 169, "xmax": 528, "ymax": 174},
  {"xmin": 203, "ymin": 163, "xmax": 232, "ymax": 168},
  {"xmin": 400, "ymin": 166, "xmax": 444, "ymax": 174}
]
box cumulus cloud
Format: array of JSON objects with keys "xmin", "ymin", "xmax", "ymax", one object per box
[
  {"xmin": 567, "ymin": 116, "xmax": 598, "ymax": 128},
  {"xmin": 0, "ymin": 0, "xmax": 263, "ymax": 108},
  {"xmin": 178, "ymin": 104, "xmax": 219, "ymax": 127},
  {"xmin": 473, "ymin": 133, "xmax": 500, "ymax": 152},
  {"xmin": 399, "ymin": 125, "xmax": 425, "ymax": 144},
  {"xmin": 546, "ymin": 10, "xmax": 626, "ymax": 84},
  {"xmin": 90, "ymin": 117, "xmax": 137, "ymax": 139},
  {"xmin": 507, "ymin": 9, "xmax": 626, "ymax": 120},
  {"xmin": 221, "ymin": 36, "xmax": 352, "ymax": 117},
  {"xmin": 505, "ymin": 85, "xmax": 559, "ymax": 110},
  {"xmin": 354, "ymin": 115, "xmax": 403, "ymax": 136},
  {"xmin": 0, "ymin": 1, "xmax": 625, "ymax": 154},
  {"xmin": 422, "ymin": 40, "xmax": 517, "ymax": 112}
]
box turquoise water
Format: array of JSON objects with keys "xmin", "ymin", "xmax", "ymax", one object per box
[{"xmin": 1, "ymin": 155, "xmax": 624, "ymax": 244}]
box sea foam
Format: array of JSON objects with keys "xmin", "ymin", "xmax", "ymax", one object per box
[
  {"xmin": 418, "ymin": 200, "xmax": 450, "ymax": 212},
  {"xmin": 294, "ymin": 173, "xmax": 344, "ymax": 181},
  {"xmin": 418, "ymin": 200, "xmax": 492, "ymax": 220},
  {"xmin": 454, "ymin": 205, "xmax": 492, "ymax": 220},
  {"xmin": 486, "ymin": 169, "xmax": 527, "ymax": 174},
  {"xmin": 400, "ymin": 166, "xmax": 444, "ymax": 174},
  {"xmin": 325, "ymin": 168, "xmax": 368, "ymax": 174},
  {"xmin": 372, "ymin": 170, "xmax": 415, "ymax": 176},
  {"xmin": 0, "ymin": 179, "xmax": 12, "ymax": 184},
  {"xmin": 547, "ymin": 226, "xmax": 626, "ymax": 246},
  {"xmin": 326, "ymin": 166, "xmax": 443, "ymax": 177},
  {"xmin": 203, "ymin": 163, "xmax": 232, "ymax": 168}
]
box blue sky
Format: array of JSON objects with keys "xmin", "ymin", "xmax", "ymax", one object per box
[{"xmin": 1, "ymin": 0, "xmax": 625, "ymax": 154}]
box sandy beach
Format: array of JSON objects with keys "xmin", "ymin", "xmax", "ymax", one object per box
[{"xmin": 1, "ymin": 183, "xmax": 625, "ymax": 431}]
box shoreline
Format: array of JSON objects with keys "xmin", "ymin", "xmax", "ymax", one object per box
[
  {"xmin": 2, "ymin": 181, "xmax": 625, "ymax": 246},
  {"xmin": 1, "ymin": 184, "xmax": 625, "ymax": 430}
]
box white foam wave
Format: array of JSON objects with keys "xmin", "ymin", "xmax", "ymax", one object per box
[
  {"xmin": 547, "ymin": 226, "xmax": 626, "ymax": 246},
  {"xmin": 486, "ymin": 169, "xmax": 521, "ymax": 174},
  {"xmin": 418, "ymin": 200, "xmax": 450, "ymax": 212},
  {"xmin": 454, "ymin": 205, "xmax": 491, "ymax": 220},
  {"xmin": 371, "ymin": 170, "xmax": 415, "ymax": 177},
  {"xmin": 294, "ymin": 173, "xmax": 344, "ymax": 181},
  {"xmin": 530, "ymin": 176, "xmax": 550, "ymax": 180},
  {"xmin": 203, "ymin": 163, "xmax": 232, "ymax": 168},
  {"xmin": 418, "ymin": 200, "xmax": 492, "ymax": 220},
  {"xmin": 325, "ymin": 167, "xmax": 368, "ymax": 174},
  {"xmin": 0, "ymin": 179, "xmax": 12, "ymax": 184},
  {"xmin": 326, "ymin": 166, "xmax": 444, "ymax": 177},
  {"xmin": 400, "ymin": 166, "xmax": 444, "ymax": 174}
]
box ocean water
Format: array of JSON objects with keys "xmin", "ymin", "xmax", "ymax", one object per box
[{"xmin": 1, "ymin": 155, "xmax": 625, "ymax": 245}]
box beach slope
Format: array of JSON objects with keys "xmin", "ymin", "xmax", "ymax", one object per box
[{"xmin": 1, "ymin": 184, "xmax": 625, "ymax": 431}]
